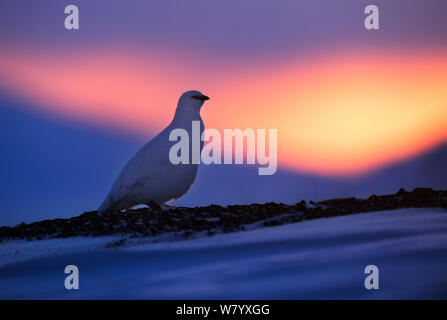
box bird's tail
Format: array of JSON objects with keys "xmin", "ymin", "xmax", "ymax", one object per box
[{"xmin": 98, "ymin": 195, "xmax": 114, "ymax": 214}]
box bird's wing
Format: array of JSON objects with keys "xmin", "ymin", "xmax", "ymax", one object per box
[{"xmin": 108, "ymin": 131, "xmax": 172, "ymax": 203}]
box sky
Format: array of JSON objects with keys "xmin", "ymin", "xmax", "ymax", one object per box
[{"xmin": 0, "ymin": 0, "xmax": 446, "ymax": 225}]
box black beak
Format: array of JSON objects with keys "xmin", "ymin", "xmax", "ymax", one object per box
[{"xmin": 192, "ymin": 95, "xmax": 210, "ymax": 101}]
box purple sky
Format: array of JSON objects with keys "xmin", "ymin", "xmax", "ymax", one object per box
[{"xmin": 1, "ymin": 0, "xmax": 446, "ymax": 60}]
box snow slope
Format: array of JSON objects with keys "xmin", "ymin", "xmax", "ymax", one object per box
[{"xmin": 1, "ymin": 208, "xmax": 446, "ymax": 299}]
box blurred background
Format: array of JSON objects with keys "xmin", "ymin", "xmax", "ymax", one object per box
[{"xmin": 0, "ymin": 0, "xmax": 446, "ymax": 225}]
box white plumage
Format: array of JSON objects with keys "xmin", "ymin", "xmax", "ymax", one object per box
[{"xmin": 98, "ymin": 90, "xmax": 209, "ymax": 213}]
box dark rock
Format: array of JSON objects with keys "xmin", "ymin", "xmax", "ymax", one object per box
[{"xmin": 0, "ymin": 188, "xmax": 446, "ymax": 242}]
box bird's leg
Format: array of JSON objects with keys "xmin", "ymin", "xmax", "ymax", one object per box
[{"xmin": 146, "ymin": 201, "xmax": 162, "ymax": 212}]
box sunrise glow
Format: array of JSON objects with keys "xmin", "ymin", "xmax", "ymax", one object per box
[{"xmin": 0, "ymin": 47, "xmax": 446, "ymax": 175}]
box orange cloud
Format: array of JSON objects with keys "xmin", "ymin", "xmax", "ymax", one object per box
[{"xmin": 0, "ymin": 47, "xmax": 446, "ymax": 175}]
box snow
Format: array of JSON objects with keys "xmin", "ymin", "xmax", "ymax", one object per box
[{"xmin": 1, "ymin": 208, "xmax": 447, "ymax": 299}]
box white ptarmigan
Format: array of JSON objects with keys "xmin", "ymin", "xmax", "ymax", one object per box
[{"xmin": 98, "ymin": 90, "xmax": 209, "ymax": 213}]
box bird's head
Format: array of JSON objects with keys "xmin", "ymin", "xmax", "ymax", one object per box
[{"xmin": 177, "ymin": 90, "xmax": 210, "ymax": 112}]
